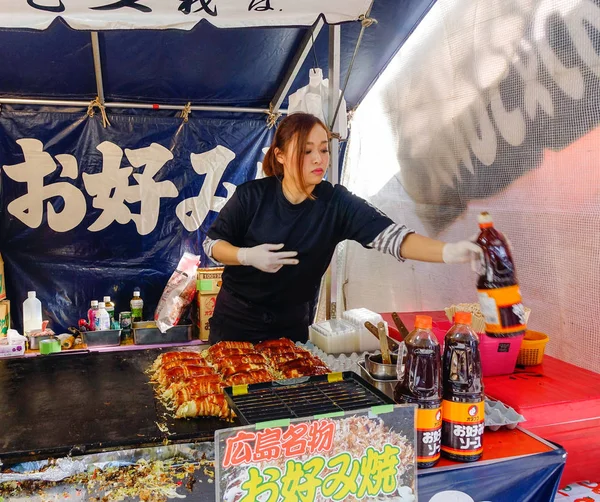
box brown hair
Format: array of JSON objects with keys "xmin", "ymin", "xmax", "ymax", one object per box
[{"xmin": 262, "ymin": 113, "xmax": 329, "ymax": 199}]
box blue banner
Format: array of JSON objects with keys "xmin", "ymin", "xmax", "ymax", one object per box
[
  {"xmin": 0, "ymin": 110, "xmax": 273, "ymax": 333},
  {"xmin": 418, "ymin": 445, "xmax": 565, "ymax": 502}
]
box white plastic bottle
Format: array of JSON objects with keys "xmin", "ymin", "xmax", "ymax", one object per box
[
  {"xmin": 95, "ymin": 302, "xmax": 111, "ymax": 331},
  {"xmin": 23, "ymin": 291, "xmax": 43, "ymax": 335}
]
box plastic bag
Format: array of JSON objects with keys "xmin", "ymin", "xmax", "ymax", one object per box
[
  {"xmin": 288, "ymin": 68, "xmax": 348, "ymax": 138},
  {"xmin": 155, "ymin": 252, "xmax": 200, "ymax": 333}
]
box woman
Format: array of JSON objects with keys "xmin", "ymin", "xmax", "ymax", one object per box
[{"xmin": 203, "ymin": 113, "xmax": 480, "ymax": 344}]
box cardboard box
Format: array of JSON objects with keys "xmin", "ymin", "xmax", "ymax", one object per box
[
  {"xmin": 0, "ymin": 300, "xmax": 10, "ymax": 339},
  {"xmin": 0, "ymin": 254, "xmax": 5, "ymax": 301},
  {"xmin": 196, "ymin": 267, "xmax": 223, "ymax": 341}
]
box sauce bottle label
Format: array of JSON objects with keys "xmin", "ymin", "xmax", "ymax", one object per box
[
  {"xmin": 477, "ymin": 286, "xmax": 526, "ymax": 335},
  {"xmin": 441, "ymin": 401, "xmax": 484, "ymax": 457},
  {"xmin": 416, "ymin": 406, "xmax": 442, "ymax": 464}
]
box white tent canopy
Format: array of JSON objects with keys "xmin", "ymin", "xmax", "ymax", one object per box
[{"xmin": 0, "ymin": 0, "xmax": 372, "ymax": 30}]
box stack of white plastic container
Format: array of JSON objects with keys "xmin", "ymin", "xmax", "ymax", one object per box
[
  {"xmin": 309, "ymin": 308, "xmax": 389, "ymax": 355},
  {"xmin": 341, "ymin": 308, "xmax": 388, "ymax": 353}
]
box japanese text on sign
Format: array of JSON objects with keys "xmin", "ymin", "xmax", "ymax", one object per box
[{"xmin": 2, "ymin": 139, "xmax": 246, "ymax": 235}]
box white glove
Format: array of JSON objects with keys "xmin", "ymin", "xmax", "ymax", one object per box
[
  {"xmin": 442, "ymin": 241, "xmax": 483, "ymax": 264},
  {"xmin": 237, "ymin": 243, "xmax": 299, "ymax": 273}
]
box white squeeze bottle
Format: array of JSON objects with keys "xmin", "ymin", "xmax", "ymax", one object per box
[
  {"xmin": 23, "ymin": 291, "xmax": 43, "ymax": 335},
  {"xmin": 95, "ymin": 302, "xmax": 111, "ymax": 331}
]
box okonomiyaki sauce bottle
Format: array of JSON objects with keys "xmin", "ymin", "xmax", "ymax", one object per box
[
  {"xmin": 394, "ymin": 315, "xmax": 442, "ymax": 468},
  {"xmin": 441, "ymin": 311, "xmax": 484, "ymax": 462},
  {"xmin": 476, "ymin": 212, "xmax": 526, "ymax": 338}
]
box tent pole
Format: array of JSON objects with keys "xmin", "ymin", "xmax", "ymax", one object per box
[
  {"xmin": 90, "ymin": 32, "xmax": 105, "ymax": 103},
  {"xmin": 0, "ymin": 97, "xmax": 285, "ymax": 115},
  {"xmin": 326, "ymin": 24, "xmax": 341, "ymax": 320},
  {"xmin": 269, "ymin": 18, "xmax": 325, "ymax": 114}
]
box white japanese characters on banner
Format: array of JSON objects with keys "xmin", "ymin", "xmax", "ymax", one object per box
[
  {"xmin": 3, "ymin": 138, "xmax": 241, "ymax": 236},
  {"xmin": 0, "ymin": 0, "xmax": 371, "ymax": 30}
]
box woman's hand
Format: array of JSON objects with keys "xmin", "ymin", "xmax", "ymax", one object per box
[
  {"xmin": 442, "ymin": 241, "xmax": 483, "ymax": 264},
  {"xmin": 238, "ymin": 243, "xmax": 299, "ymax": 273}
]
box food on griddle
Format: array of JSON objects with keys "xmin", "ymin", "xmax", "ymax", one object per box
[
  {"xmin": 255, "ymin": 337, "xmax": 297, "ymax": 350},
  {"xmin": 211, "ymin": 353, "xmax": 267, "ymax": 369},
  {"xmin": 148, "ymin": 339, "xmax": 331, "ymax": 420},
  {"xmin": 154, "ymin": 357, "xmax": 208, "ymax": 373},
  {"xmin": 151, "ymin": 351, "xmax": 204, "ymax": 370},
  {"xmin": 175, "ymin": 394, "xmax": 230, "ymax": 419},
  {"xmin": 172, "ymin": 383, "xmax": 224, "ymax": 407},
  {"xmin": 224, "ymin": 368, "xmax": 274, "ymax": 386},
  {"xmin": 208, "ymin": 340, "xmax": 254, "ymax": 355},
  {"xmin": 220, "ymin": 363, "xmax": 271, "ymax": 378},
  {"xmin": 156, "ymin": 364, "xmax": 216, "ymax": 386},
  {"xmin": 161, "ymin": 375, "xmax": 223, "ymax": 400}
]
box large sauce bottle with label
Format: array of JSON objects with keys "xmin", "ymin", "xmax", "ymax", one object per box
[
  {"xmin": 476, "ymin": 212, "xmax": 526, "ymax": 338},
  {"xmin": 441, "ymin": 311, "xmax": 484, "ymax": 462},
  {"xmin": 394, "ymin": 315, "xmax": 442, "ymax": 468}
]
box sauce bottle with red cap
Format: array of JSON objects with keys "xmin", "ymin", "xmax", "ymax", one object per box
[
  {"xmin": 441, "ymin": 311, "xmax": 484, "ymax": 462},
  {"xmin": 476, "ymin": 211, "xmax": 526, "ymax": 338},
  {"xmin": 394, "ymin": 315, "xmax": 442, "ymax": 468}
]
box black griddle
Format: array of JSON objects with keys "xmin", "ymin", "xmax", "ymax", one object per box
[{"xmin": 0, "ymin": 349, "xmax": 232, "ymax": 465}]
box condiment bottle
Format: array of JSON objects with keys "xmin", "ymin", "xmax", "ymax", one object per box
[
  {"xmin": 23, "ymin": 291, "xmax": 43, "ymax": 335},
  {"xmin": 87, "ymin": 300, "xmax": 99, "ymax": 331},
  {"xmin": 394, "ymin": 315, "xmax": 442, "ymax": 468},
  {"xmin": 441, "ymin": 311, "xmax": 484, "ymax": 462},
  {"xmin": 476, "ymin": 212, "xmax": 526, "ymax": 338},
  {"xmin": 131, "ymin": 288, "xmax": 144, "ymax": 323},
  {"xmin": 95, "ymin": 302, "xmax": 111, "ymax": 331},
  {"xmin": 103, "ymin": 296, "xmax": 115, "ymax": 325}
]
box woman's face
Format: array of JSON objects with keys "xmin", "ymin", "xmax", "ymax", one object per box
[{"xmin": 278, "ymin": 124, "xmax": 329, "ymax": 189}]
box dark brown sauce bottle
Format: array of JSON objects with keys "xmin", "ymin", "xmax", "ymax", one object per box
[{"xmin": 394, "ymin": 315, "xmax": 442, "ymax": 468}]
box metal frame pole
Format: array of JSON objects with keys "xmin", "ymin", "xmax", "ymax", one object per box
[
  {"xmin": 0, "ymin": 97, "xmax": 286, "ymax": 115},
  {"xmin": 91, "ymin": 32, "xmax": 105, "ymax": 103},
  {"xmin": 325, "ymin": 24, "xmax": 341, "ymax": 320}
]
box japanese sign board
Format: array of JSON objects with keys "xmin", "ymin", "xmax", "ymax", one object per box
[
  {"xmin": 215, "ymin": 404, "xmax": 418, "ymax": 502},
  {"xmin": 0, "ymin": 0, "xmax": 372, "ymax": 30}
]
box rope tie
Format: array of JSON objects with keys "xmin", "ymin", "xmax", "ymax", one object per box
[
  {"xmin": 87, "ymin": 97, "xmax": 111, "ymax": 128},
  {"xmin": 266, "ymin": 104, "xmax": 281, "ymax": 129},
  {"xmin": 179, "ymin": 102, "xmax": 192, "ymax": 123},
  {"xmin": 358, "ymin": 14, "xmax": 378, "ymax": 27}
]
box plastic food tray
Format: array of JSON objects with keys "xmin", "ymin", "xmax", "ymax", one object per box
[
  {"xmin": 224, "ymin": 371, "xmax": 394, "ymax": 425},
  {"xmin": 133, "ymin": 322, "xmax": 192, "ymax": 345}
]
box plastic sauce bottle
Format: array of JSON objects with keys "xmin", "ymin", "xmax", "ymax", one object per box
[
  {"xmin": 23, "ymin": 291, "xmax": 43, "ymax": 335},
  {"xmin": 95, "ymin": 302, "xmax": 111, "ymax": 331},
  {"xmin": 103, "ymin": 296, "xmax": 115, "ymax": 325},
  {"xmin": 87, "ymin": 300, "xmax": 99, "ymax": 331},
  {"xmin": 476, "ymin": 212, "xmax": 527, "ymax": 338},
  {"xmin": 441, "ymin": 311, "xmax": 484, "ymax": 462},
  {"xmin": 131, "ymin": 288, "xmax": 144, "ymax": 323},
  {"xmin": 394, "ymin": 315, "xmax": 442, "ymax": 468}
]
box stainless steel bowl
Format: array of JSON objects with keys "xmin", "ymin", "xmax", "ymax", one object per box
[{"xmin": 365, "ymin": 353, "xmax": 398, "ymax": 380}]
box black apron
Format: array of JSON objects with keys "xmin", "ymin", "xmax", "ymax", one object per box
[{"xmin": 208, "ymin": 286, "xmax": 310, "ymax": 344}]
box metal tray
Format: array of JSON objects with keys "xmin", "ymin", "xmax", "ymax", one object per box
[
  {"xmin": 133, "ymin": 321, "xmax": 192, "ymax": 345},
  {"xmin": 224, "ymin": 371, "xmax": 394, "ymax": 425},
  {"xmin": 357, "ymin": 360, "xmax": 398, "ymax": 401},
  {"xmin": 82, "ymin": 329, "xmax": 121, "ymax": 347}
]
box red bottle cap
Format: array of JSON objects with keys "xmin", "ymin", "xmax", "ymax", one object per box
[
  {"xmin": 414, "ymin": 315, "xmax": 432, "ymax": 330},
  {"xmin": 478, "ymin": 211, "xmax": 494, "ymax": 228},
  {"xmin": 454, "ymin": 311, "xmax": 472, "ymax": 325}
]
